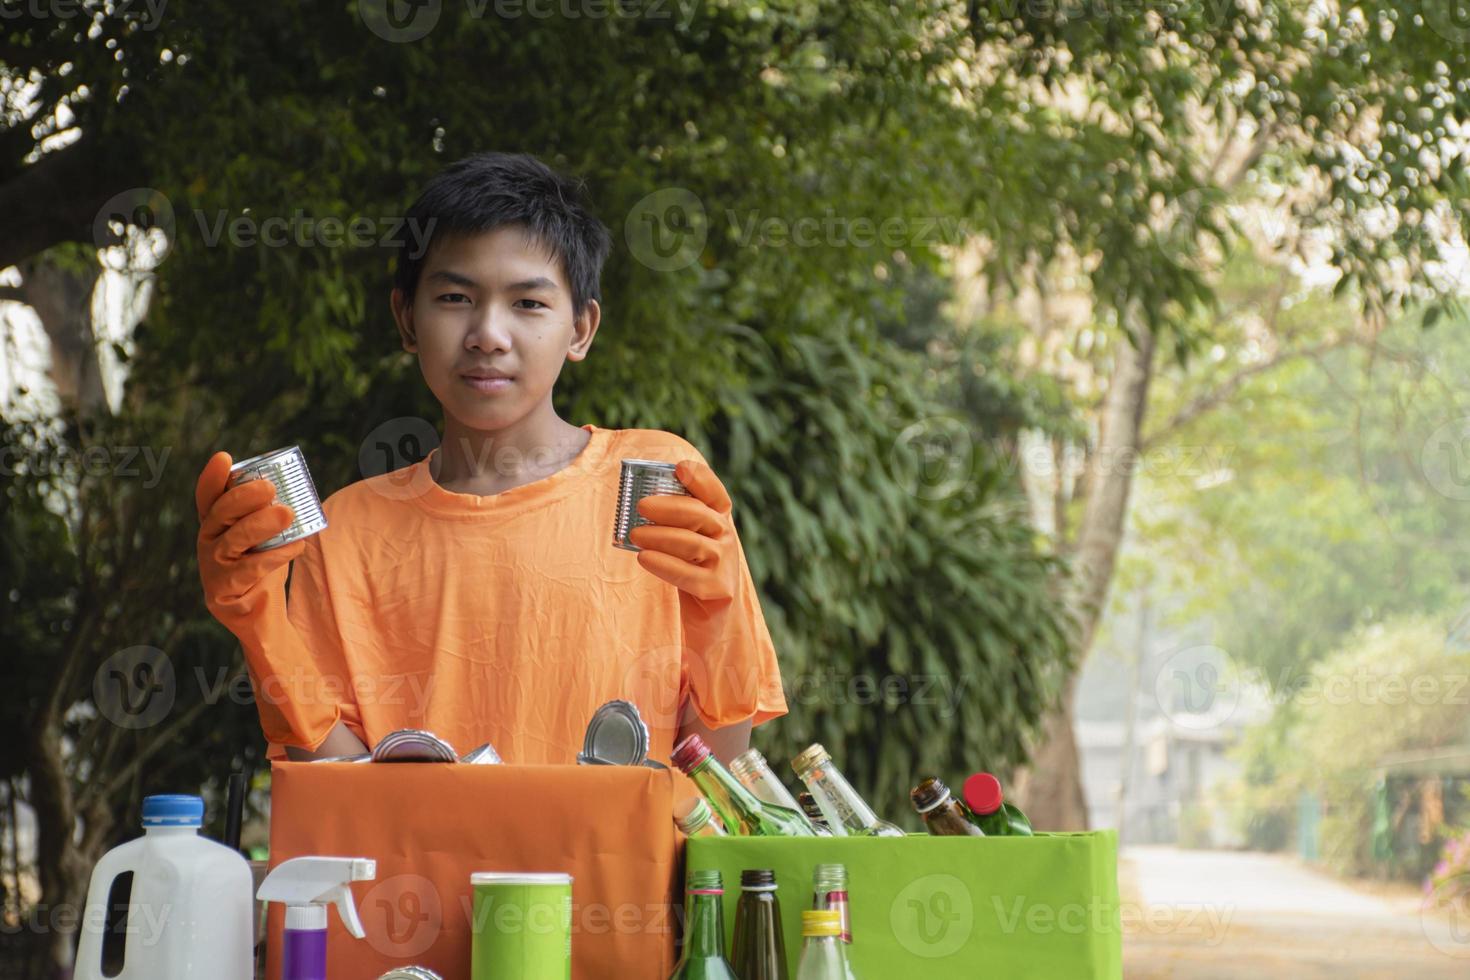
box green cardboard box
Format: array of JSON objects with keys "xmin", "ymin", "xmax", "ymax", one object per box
[{"xmin": 685, "ymin": 832, "xmax": 1121, "ymax": 978}]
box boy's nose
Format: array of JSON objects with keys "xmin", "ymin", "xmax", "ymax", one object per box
[{"xmin": 466, "ymin": 309, "xmax": 513, "ymax": 352}]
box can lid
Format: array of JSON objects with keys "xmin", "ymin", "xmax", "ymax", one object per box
[
  {"xmin": 470, "ymin": 872, "xmax": 573, "ymax": 886},
  {"xmin": 371, "ymin": 729, "xmax": 459, "ymax": 763},
  {"xmin": 802, "ymin": 909, "xmax": 843, "ymax": 937},
  {"xmin": 142, "ymin": 794, "xmax": 203, "ymax": 828},
  {"xmin": 581, "ymin": 700, "xmax": 649, "ymax": 766},
  {"xmin": 671, "ymin": 734, "xmax": 711, "ymax": 773},
  {"xmin": 963, "ymin": 772, "xmax": 1004, "ymax": 816},
  {"xmin": 228, "ymin": 446, "xmax": 300, "ymax": 473},
  {"xmin": 620, "ymin": 458, "xmax": 680, "ymax": 472}
]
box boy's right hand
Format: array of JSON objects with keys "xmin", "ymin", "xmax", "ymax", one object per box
[{"xmin": 196, "ymin": 451, "xmax": 305, "ymax": 631}]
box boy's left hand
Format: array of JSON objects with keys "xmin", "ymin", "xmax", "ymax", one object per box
[{"xmin": 627, "ymin": 459, "xmax": 739, "ymax": 606}]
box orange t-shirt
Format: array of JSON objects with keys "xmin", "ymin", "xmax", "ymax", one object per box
[{"xmin": 265, "ymin": 423, "xmax": 787, "ymax": 763}]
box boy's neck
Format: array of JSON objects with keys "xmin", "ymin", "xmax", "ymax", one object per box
[{"xmin": 431, "ymin": 403, "xmax": 590, "ymax": 496}]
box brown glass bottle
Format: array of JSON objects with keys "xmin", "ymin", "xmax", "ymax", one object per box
[
  {"xmin": 910, "ymin": 777, "xmax": 984, "ymax": 836},
  {"xmin": 731, "ymin": 869, "xmax": 788, "ymax": 980}
]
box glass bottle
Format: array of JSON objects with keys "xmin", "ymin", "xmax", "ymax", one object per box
[
  {"xmin": 730, "ymin": 869, "xmax": 788, "ymax": 980},
  {"xmin": 910, "ymin": 777, "xmax": 985, "ymax": 836},
  {"xmin": 729, "ymin": 748, "xmax": 819, "ymax": 835},
  {"xmin": 961, "ymin": 772, "xmax": 1034, "ymax": 836},
  {"xmin": 798, "ymin": 793, "xmax": 834, "ymax": 836},
  {"xmin": 670, "ymin": 869, "xmax": 739, "ymax": 979},
  {"xmin": 790, "ymin": 744, "xmax": 904, "ymax": 838},
  {"xmin": 795, "ymin": 910, "xmax": 855, "ymax": 980},
  {"xmin": 675, "ymin": 796, "xmax": 728, "ymax": 838},
  {"xmin": 673, "ymin": 735, "xmax": 815, "ymax": 837}
]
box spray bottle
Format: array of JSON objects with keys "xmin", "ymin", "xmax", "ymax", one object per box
[{"xmin": 257, "ymin": 856, "xmax": 377, "ymax": 980}]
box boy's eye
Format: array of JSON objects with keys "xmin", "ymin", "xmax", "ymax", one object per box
[
  {"xmin": 514, "ymin": 299, "xmax": 548, "ymax": 310},
  {"xmin": 438, "ymin": 293, "xmax": 471, "ymax": 304}
]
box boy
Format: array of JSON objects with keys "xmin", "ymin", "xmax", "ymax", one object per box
[{"xmin": 195, "ymin": 152, "xmax": 786, "ymax": 766}]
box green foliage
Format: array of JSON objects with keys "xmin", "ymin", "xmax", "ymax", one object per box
[
  {"xmin": 1229, "ymin": 617, "xmax": 1470, "ymax": 877},
  {"xmin": 1138, "ymin": 273, "xmax": 1470, "ymax": 686}
]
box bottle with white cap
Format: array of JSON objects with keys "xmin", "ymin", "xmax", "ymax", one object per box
[
  {"xmin": 257, "ymin": 855, "xmax": 377, "ymax": 980},
  {"xmin": 75, "ymin": 794, "xmax": 254, "ymax": 980}
]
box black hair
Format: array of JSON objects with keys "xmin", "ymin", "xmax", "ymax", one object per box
[{"xmin": 394, "ymin": 152, "xmax": 612, "ymax": 316}]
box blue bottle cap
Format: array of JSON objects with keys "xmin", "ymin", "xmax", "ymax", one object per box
[{"xmin": 142, "ymin": 794, "xmax": 204, "ymax": 827}]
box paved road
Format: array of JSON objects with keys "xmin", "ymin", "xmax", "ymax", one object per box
[{"xmin": 1122, "ymin": 846, "xmax": 1470, "ymax": 979}]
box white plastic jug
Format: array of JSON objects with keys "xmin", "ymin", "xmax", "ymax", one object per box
[{"xmin": 74, "ymin": 794, "xmax": 253, "ymax": 980}]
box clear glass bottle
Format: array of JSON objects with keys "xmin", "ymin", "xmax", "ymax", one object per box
[
  {"xmin": 798, "ymin": 793, "xmax": 834, "ymax": 836},
  {"xmin": 810, "ymin": 863, "xmax": 854, "ymax": 947},
  {"xmin": 675, "ymin": 796, "xmax": 727, "ymax": 838},
  {"xmin": 795, "ymin": 910, "xmax": 855, "ymax": 980},
  {"xmin": 911, "ymin": 777, "xmax": 985, "ymax": 836},
  {"xmin": 790, "ymin": 744, "xmax": 904, "ymax": 837},
  {"xmin": 673, "ymin": 735, "xmax": 815, "ymax": 837},
  {"xmin": 729, "ymin": 748, "xmax": 819, "ymax": 835},
  {"xmin": 669, "ymin": 869, "xmax": 739, "ymax": 979},
  {"xmin": 730, "ymin": 869, "xmax": 788, "ymax": 980}
]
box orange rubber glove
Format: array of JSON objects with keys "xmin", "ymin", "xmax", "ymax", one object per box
[
  {"xmin": 196, "ymin": 451, "xmax": 340, "ymax": 749},
  {"xmin": 628, "ymin": 458, "xmax": 759, "ymax": 722}
]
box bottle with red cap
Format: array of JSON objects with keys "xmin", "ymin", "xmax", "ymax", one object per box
[
  {"xmin": 673, "ymin": 735, "xmax": 816, "ymax": 837},
  {"xmin": 961, "ymin": 773, "xmax": 1034, "ymax": 836}
]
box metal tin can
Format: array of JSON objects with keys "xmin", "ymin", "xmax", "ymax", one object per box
[
  {"xmin": 376, "ymin": 969, "xmax": 444, "ymax": 980},
  {"xmin": 460, "ymin": 741, "xmax": 504, "ymax": 765},
  {"xmin": 370, "ymin": 728, "xmax": 459, "ymax": 763},
  {"xmin": 578, "ymin": 700, "xmax": 650, "ymax": 766},
  {"xmin": 470, "ymin": 872, "xmax": 573, "ymax": 980},
  {"xmin": 612, "ymin": 459, "xmax": 690, "ymax": 552},
  {"xmin": 227, "ymin": 446, "xmax": 328, "ymax": 552}
]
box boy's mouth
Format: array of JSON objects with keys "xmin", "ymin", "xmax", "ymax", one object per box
[{"xmin": 461, "ymin": 372, "xmax": 515, "ymax": 393}]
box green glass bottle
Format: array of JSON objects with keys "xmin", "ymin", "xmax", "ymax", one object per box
[
  {"xmin": 673, "ymin": 736, "xmax": 816, "ymax": 837},
  {"xmin": 670, "ymin": 869, "xmax": 739, "ymax": 979},
  {"xmin": 961, "ymin": 772, "xmax": 1034, "ymax": 836},
  {"xmin": 731, "ymin": 869, "xmax": 788, "ymax": 980}
]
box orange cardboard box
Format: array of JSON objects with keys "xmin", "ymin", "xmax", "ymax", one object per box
[{"xmin": 266, "ymin": 762, "xmax": 679, "ymax": 978}]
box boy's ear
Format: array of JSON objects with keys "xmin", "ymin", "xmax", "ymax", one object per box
[
  {"xmin": 566, "ymin": 299, "xmax": 602, "ymax": 363},
  {"xmin": 391, "ymin": 288, "xmax": 417, "ymax": 353}
]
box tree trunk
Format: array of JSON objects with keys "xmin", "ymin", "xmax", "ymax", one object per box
[{"xmin": 1019, "ymin": 325, "xmax": 1158, "ymax": 830}]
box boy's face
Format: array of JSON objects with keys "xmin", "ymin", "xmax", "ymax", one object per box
[{"xmin": 392, "ymin": 224, "xmax": 600, "ymax": 435}]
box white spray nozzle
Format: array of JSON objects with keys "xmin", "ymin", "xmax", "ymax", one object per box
[{"xmin": 257, "ymin": 856, "xmax": 377, "ymax": 939}]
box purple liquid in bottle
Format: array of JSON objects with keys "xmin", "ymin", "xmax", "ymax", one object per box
[{"xmin": 281, "ymin": 927, "xmax": 328, "ymax": 980}]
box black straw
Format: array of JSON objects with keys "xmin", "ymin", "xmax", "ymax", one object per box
[{"xmin": 224, "ymin": 771, "xmax": 246, "ymax": 852}]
